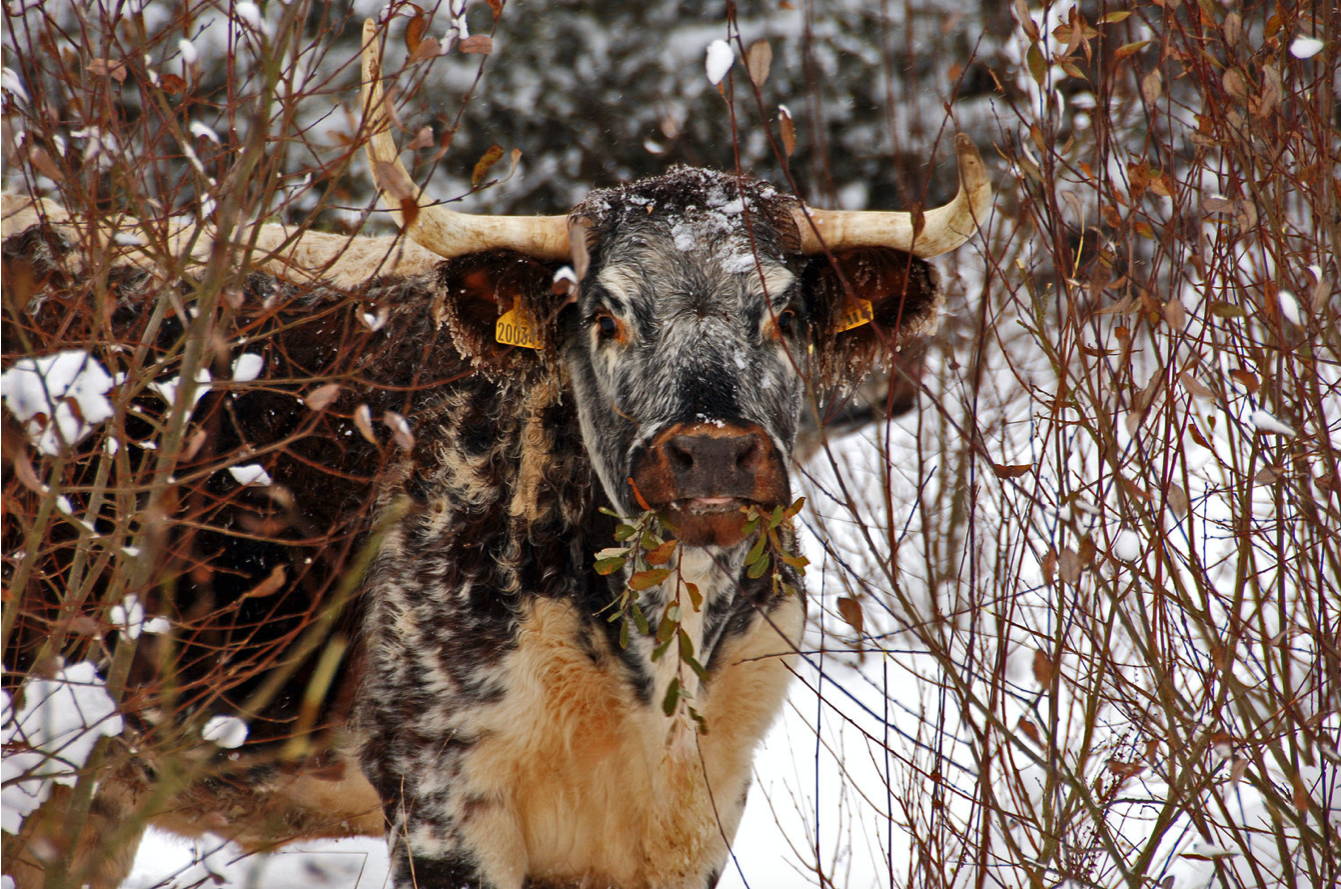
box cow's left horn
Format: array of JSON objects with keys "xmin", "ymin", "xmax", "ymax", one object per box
[
  {"xmin": 360, "ymin": 20, "xmax": 570, "ymax": 260},
  {"xmin": 795, "ymin": 134, "xmax": 991, "ymax": 258}
]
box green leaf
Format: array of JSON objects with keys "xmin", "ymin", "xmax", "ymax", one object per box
[
  {"xmin": 594, "ymin": 557, "xmax": 627, "ymax": 575},
  {"xmin": 768, "ymin": 505, "xmax": 785, "ymax": 528},
  {"xmin": 655, "ymin": 613, "xmax": 678, "ymax": 646},
  {"xmin": 662, "ymin": 677, "xmax": 680, "ymax": 716},
  {"xmin": 747, "ymin": 553, "xmax": 771, "ymax": 579},
  {"xmin": 618, "ymin": 618, "xmax": 629, "ymax": 649},
  {"xmin": 630, "ymin": 603, "xmax": 650, "ymax": 635},
  {"xmin": 1026, "ymin": 43, "xmax": 1047, "ymax": 86},
  {"xmin": 677, "ymin": 629, "xmax": 708, "ymax": 681},
  {"xmin": 783, "ymin": 497, "xmax": 806, "ymax": 520},
  {"xmin": 746, "ymin": 531, "xmax": 768, "ymax": 566},
  {"xmin": 614, "ymin": 523, "xmax": 637, "ymax": 542},
  {"xmin": 629, "ymin": 568, "xmax": 671, "ymax": 590}
]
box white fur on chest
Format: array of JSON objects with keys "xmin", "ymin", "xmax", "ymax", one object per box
[{"xmin": 453, "ymin": 570, "xmax": 803, "ymax": 889}]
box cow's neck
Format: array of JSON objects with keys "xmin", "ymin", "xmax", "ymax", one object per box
[{"xmin": 624, "ymin": 545, "xmax": 747, "ymax": 737}]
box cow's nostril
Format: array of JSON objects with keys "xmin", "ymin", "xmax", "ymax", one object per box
[
  {"xmin": 667, "ymin": 436, "xmax": 697, "ymax": 472},
  {"xmin": 734, "ymin": 436, "xmax": 762, "ymax": 471}
]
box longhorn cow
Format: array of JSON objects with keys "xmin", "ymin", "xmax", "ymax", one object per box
[{"xmin": 2, "ymin": 20, "xmax": 989, "ymax": 889}]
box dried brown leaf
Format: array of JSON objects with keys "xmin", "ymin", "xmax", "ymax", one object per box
[
  {"xmin": 1163, "ymin": 298, "xmax": 1186, "ymax": 329},
  {"xmin": 1166, "ymin": 482, "xmax": 1189, "ymax": 517},
  {"xmin": 836, "ymin": 597, "xmax": 865, "ymax": 637},
  {"xmin": 405, "ymin": 13, "xmax": 429, "ymax": 54},
  {"xmin": 779, "ymin": 106, "xmax": 796, "ymax": 157},
  {"xmin": 1032, "ymin": 648, "xmax": 1057, "ymax": 685},
  {"xmin": 1113, "ymin": 40, "xmax": 1150, "ymax": 62},
  {"xmin": 644, "ymin": 539, "xmax": 678, "ymax": 566},
  {"xmin": 28, "ymin": 147, "xmax": 63, "ymax": 182},
  {"xmin": 242, "ymin": 564, "xmax": 287, "ymax": 599},
  {"xmin": 354, "ymin": 404, "xmax": 378, "ymax": 445},
  {"xmin": 1058, "ymin": 547, "xmax": 1081, "ymax": 584},
  {"xmin": 407, "ymin": 126, "xmax": 434, "ymax": 151},
  {"xmin": 459, "ymin": 35, "xmax": 493, "ymax": 54},
  {"xmin": 745, "ymin": 40, "xmax": 772, "ymax": 87},
  {"xmin": 1222, "ymin": 67, "xmax": 1248, "ymax": 100},
  {"xmin": 471, "ymin": 144, "xmax": 505, "ymax": 187},
  {"xmin": 372, "ymin": 160, "xmax": 417, "ymax": 202},
  {"xmin": 305, "ymin": 383, "xmax": 341, "ymax": 411},
  {"xmin": 409, "ymin": 37, "xmax": 442, "ymax": 63},
  {"xmin": 383, "ymin": 410, "xmax": 415, "ymax": 450},
  {"xmin": 1228, "ymin": 368, "xmax": 1260, "ymax": 394},
  {"xmin": 89, "ymin": 58, "xmax": 126, "ymax": 82},
  {"xmin": 992, "ymin": 463, "xmax": 1033, "ymax": 479}
]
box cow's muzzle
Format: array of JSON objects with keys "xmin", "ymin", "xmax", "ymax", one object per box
[{"xmin": 629, "ymin": 422, "xmax": 789, "ymax": 547}]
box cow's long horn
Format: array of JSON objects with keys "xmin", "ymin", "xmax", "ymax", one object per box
[
  {"xmin": 795, "ymin": 134, "xmax": 991, "ymax": 258},
  {"xmin": 360, "ymin": 20, "xmax": 570, "ymax": 260}
]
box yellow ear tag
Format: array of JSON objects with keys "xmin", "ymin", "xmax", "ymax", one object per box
[
  {"xmin": 495, "ymin": 303, "xmax": 541, "ymax": 349},
  {"xmin": 835, "ymin": 295, "xmax": 874, "ymax": 333}
]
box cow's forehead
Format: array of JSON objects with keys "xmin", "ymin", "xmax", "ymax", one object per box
[{"xmin": 593, "ymin": 224, "xmax": 796, "ymax": 314}]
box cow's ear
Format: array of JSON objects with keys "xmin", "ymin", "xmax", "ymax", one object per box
[
  {"xmin": 432, "ymin": 250, "xmax": 565, "ymax": 376},
  {"xmin": 803, "ymin": 247, "xmax": 941, "ymax": 385}
]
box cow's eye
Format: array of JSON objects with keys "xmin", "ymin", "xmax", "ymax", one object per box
[
  {"xmin": 776, "ymin": 309, "xmax": 798, "ymax": 337},
  {"xmin": 595, "ymin": 312, "xmax": 620, "ymax": 340}
]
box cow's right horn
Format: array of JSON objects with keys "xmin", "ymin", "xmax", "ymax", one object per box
[{"xmin": 360, "ymin": 20, "xmax": 570, "ymax": 261}]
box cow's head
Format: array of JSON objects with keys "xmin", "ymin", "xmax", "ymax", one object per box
[{"xmin": 360, "ymin": 22, "xmax": 990, "ymax": 548}]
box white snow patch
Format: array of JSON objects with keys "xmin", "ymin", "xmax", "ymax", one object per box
[
  {"xmin": 234, "ymin": 2, "xmax": 263, "ymax": 32},
  {"xmin": 1, "ymin": 661, "xmax": 123, "ymax": 835},
  {"xmin": 231, "ymin": 352, "xmax": 264, "ymax": 382},
  {"xmin": 189, "ymin": 121, "xmax": 220, "ymax": 143},
  {"xmin": 1289, "ymin": 36, "xmax": 1323, "ymax": 59},
  {"xmin": 228, "ymin": 463, "xmax": 272, "ymax": 486},
  {"xmin": 722, "ymin": 252, "xmax": 758, "ymax": 274},
  {"xmin": 178, "ymin": 38, "xmax": 198, "ymax": 66},
  {"xmin": 705, "ymin": 40, "xmax": 734, "ymax": 85},
  {"xmin": 149, "ymin": 367, "xmax": 212, "ymax": 408},
  {"xmin": 109, "ymin": 594, "xmax": 172, "ymax": 640},
  {"xmin": 124, "ymin": 829, "xmax": 389, "ymax": 889},
  {"xmin": 1249, "ymin": 409, "xmax": 1295, "ymax": 437},
  {"xmin": 671, "ymin": 222, "xmax": 697, "ymax": 252},
  {"xmin": 1277, "ymin": 289, "xmax": 1302, "ymax": 326},
  {"xmin": 201, "ymin": 715, "xmax": 248, "ymax": 749},
  {"xmin": 1, "ymin": 67, "xmax": 28, "ymax": 103},
  {"xmin": 1, "ymin": 350, "xmax": 116, "ymax": 455},
  {"xmin": 360, "ymin": 308, "xmax": 388, "ymax": 332},
  {"xmin": 1112, "ymin": 529, "xmax": 1143, "ymax": 562}
]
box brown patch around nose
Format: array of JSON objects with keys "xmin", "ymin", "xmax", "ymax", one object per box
[{"xmin": 629, "ymin": 422, "xmax": 789, "ymax": 547}]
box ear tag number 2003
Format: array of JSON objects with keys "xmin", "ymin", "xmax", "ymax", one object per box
[
  {"xmin": 835, "ymin": 295, "xmax": 874, "ymax": 332},
  {"xmin": 496, "ymin": 304, "xmax": 541, "ymax": 349}
]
